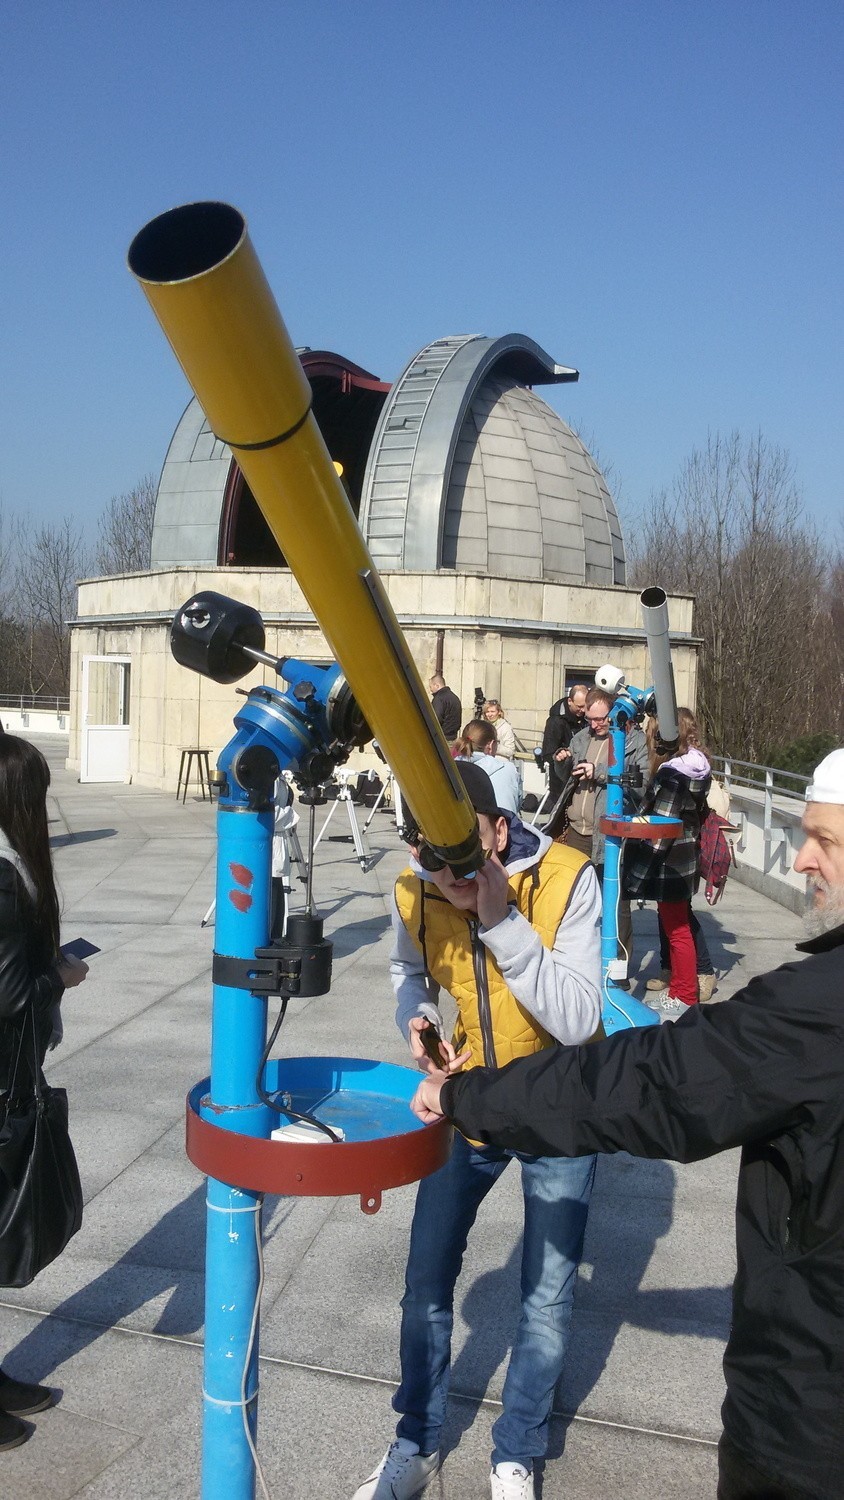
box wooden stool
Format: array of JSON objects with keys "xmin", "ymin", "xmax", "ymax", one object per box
[{"xmin": 177, "ymin": 748, "xmax": 212, "ymax": 803}]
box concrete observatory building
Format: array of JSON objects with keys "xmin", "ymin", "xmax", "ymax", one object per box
[{"xmin": 70, "ymin": 334, "xmax": 696, "ymax": 787}]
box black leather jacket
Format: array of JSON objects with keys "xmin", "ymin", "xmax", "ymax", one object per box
[
  {"xmin": 0, "ymin": 859, "xmax": 62, "ymax": 1100},
  {"xmin": 443, "ymin": 923, "xmax": 844, "ymax": 1499}
]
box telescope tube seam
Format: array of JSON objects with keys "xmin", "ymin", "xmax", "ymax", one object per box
[{"xmin": 215, "ymin": 398, "xmax": 313, "ymax": 451}]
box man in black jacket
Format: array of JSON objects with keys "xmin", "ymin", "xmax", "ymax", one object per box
[
  {"xmin": 429, "ymin": 674, "xmax": 462, "ymax": 741},
  {"xmin": 412, "ymin": 748, "xmax": 844, "ymax": 1500},
  {"xmin": 540, "ymin": 684, "xmax": 587, "ymax": 803}
]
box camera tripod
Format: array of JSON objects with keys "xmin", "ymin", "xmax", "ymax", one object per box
[
  {"xmin": 311, "ymin": 773, "xmax": 372, "ymax": 871},
  {"xmin": 362, "ymin": 771, "xmax": 405, "ymax": 834}
]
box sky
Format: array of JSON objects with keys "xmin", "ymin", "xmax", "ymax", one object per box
[{"xmin": 1, "ymin": 1, "xmax": 841, "ymax": 541}]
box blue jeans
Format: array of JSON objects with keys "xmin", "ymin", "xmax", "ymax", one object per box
[{"xmin": 394, "ymin": 1131, "xmax": 596, "ymax": 1469}]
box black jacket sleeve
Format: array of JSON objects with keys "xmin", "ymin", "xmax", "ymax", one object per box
[
  {"xmin": 542, "ymin": 705, "xmax": 575, "ymax": 762},
  {"xmin": 0, "ymin": 864, "xmax": 62, "ymax": 1027},
  {"xmin": 441, "ymin": 957, "xmax": 842, "ymax": 1163}
]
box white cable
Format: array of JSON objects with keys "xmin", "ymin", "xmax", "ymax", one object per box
[
  {"xmin": 615, "ymin": 868, "xmax": 630, "ymax": 970},
  {"xmin": 603, "ymin": 843, "xmax": 638, "ymax": 1028},
  {"xmin": 205, "ymin": 1199, "xmax": 260, "ymax": 1214},
  {"xmin": 240, "ymin": 1194, "xmax": 273, "ymax": 1500}
]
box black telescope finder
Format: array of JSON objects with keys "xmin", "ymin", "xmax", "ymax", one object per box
[{"xmin": 171, "ymin": 591, "xmax": 268, "ymax": 684}]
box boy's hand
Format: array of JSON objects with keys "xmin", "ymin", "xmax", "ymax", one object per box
[
  {"xmin": 408, "ymin": 1016, "xmax": 470, "ymax": 1076},
  {"xmin": 474, "ymin": 851, "xmax": 510, "ymax": 930}
]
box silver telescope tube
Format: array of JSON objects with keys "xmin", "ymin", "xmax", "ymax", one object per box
[{"xmin": 640, "ymin": 587, "xmax": 679, "ymax": 742}]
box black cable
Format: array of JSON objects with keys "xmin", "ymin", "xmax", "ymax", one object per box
[{"xmin": 255, "ymin": 994, "xmax": 340, "ymax": 1143}]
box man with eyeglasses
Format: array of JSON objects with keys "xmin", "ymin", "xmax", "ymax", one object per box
[
  {"xmin": 565, "ymin": 686, "xmax": 648, "ymax": 983},
  {"xmin": 352, "ymin": 760, "xmax": 603, "ymax": 1500}
]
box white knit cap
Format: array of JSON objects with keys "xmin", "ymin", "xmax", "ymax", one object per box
[{"xmin": 806, "ymin": 748, "xmax": 844, "ymax": 805}]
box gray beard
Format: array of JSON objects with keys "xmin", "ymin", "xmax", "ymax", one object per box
[{"xmin": 802, "ymin": 879, "xmax": 844, "ymax": 940}]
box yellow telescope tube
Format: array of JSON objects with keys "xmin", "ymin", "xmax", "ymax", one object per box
[{"xmin": 128, "ymin": 201, "xmax": 482, "ymax": 875}]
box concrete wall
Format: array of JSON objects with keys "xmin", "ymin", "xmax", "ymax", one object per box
[
  {"xmin": 1, "ymin": 707, "xmax": 69, "ymax": 734},
  {"xmin": 727, "ymin": 786, "xmax": 806, "ymax": 914},
  {"xmin": 69, "ymin": 566, "xmax": 699, "ymax": 792}
]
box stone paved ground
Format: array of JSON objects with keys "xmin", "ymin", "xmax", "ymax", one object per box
[{"xmin": 0, "ymin": 736, "xmax": 807, "ymax": 1499}]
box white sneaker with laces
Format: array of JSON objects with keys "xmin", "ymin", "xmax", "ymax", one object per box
[
  {"xmin": 352, "ymin": 1439, "xmax": 440, "ymax": 1499},
  {"xmin": 646, "ymin": 992, "xmax": 689, "ymax": 1024},
  {"xmin": 490, "ymin": 1462, "xmax": 535, "ymax": 1499}
]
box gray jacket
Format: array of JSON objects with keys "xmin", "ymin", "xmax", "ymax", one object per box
[{"xmin": 567, "ymin": 724, "xmax": 649, "ymax": 866}]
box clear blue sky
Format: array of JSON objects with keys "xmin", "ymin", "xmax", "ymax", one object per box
[{"xmin": 1, "ymin": 1, "xmax": 841, "ymax": 538}]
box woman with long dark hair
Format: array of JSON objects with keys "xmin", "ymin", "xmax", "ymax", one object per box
[{"xmin": 0, "ymin": 735, "xmax": 87, "ymax": 1449}]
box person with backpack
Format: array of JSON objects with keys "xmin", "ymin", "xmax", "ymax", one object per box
[
  {"xmin": 644, "ymin": 710, "xmax": 722, "ymax": 1003},
  {"xmin": 623, "ymin": 709, "xmax": 710, "ymax": 1022}
]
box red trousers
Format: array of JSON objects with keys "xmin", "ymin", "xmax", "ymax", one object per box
[{"xmin": 658, "ymin": 900, "xmax": 698, "ymax": 1005}]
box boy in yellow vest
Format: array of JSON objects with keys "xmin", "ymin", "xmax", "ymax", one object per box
[{"xmin": 352, "ymin": 762, "xmax": 602, "ymax": 1500}]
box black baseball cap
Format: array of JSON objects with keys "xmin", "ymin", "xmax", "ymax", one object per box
[{"xmin": 455, "ymin": 760, "xmax": 505, "ymax": 819}]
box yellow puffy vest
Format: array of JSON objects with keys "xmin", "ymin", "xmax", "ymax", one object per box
[{"xmin": 394, "ymin": 841, "xmax": 594, "ymax": 1073}]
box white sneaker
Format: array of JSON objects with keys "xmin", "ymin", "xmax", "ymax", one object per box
[
  {"xmin": 646, "ymin": 992, "xmax": 689, "ymax": 1024},
  {"xmin": 352, "ymin": 1439, "xmax": 441, "ymax": 1499},
  {"xmin": 490, "ymin": 1463, "xmax": 535, "ymax": 1499}
]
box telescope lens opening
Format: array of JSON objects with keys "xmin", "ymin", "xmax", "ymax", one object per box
[
  {"xmin": 640, "ymin": 586, "xmax": 668, "ymax": 609},
  {"xmin": 128, "ymin": 202, "xmax": 245, "ymax": 284}
]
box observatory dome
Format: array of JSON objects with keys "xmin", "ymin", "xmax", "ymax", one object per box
[{"xmin": 149, "ymin": 333, "xmax": 625, "ymax": 586}]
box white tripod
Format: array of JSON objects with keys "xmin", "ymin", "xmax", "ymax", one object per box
[
  {"xmin": 200, "ymin": 779, "xmax": 308, "ymax": 928},
  {"xmin": 311, "ymin": 772, "xmax": 372, "ymax": 872},
  {"xmin": 362, "ymin": 771, "xmax": 404, "ymax": 834}
]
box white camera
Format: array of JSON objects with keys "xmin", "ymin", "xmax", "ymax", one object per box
[{"xmin": 594, "ymin": 663, "xmax": 626, "ymax": 695}]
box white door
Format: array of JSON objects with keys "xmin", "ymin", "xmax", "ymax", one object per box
[{"xmin": 80, "ymin": 656, "xmax": 131, "ymax": 783}]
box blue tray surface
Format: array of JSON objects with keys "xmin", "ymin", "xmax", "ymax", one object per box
[{"xmin": 262, "ymin": 1056, "xmax": 426, "ymax": 1144}]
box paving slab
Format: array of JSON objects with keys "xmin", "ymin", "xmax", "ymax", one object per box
[{"xmin": 0, "ymin": 735, "xmax": 808, "ymax": 1498}]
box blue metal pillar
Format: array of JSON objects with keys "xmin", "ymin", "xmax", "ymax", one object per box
[
  {"xmin": 600, "ymin": 708, "xmax": 660, "ymax": 1034},
  {"xmin": 201, "ymin": 804, "xmax": 274, "ymax": 1500}
]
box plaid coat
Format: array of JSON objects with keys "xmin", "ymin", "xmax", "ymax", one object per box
[{"xmin": 622, "ymin": 765, "xmax": 708, "ymax": 903}]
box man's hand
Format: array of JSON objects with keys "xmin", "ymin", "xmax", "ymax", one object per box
[
  {"xmin": 474, "ymin": 851, "xmax": 511, "ymax": 930},
  {"xmin": 572, "ymin": 760, "xmax": 594, "ymax": 781},
  {"xmin": 411, "ymin": 1073, "xmax": 448, "ymax": 1124},
  {"xmin": 553, "ymin": 746, "xmax": 572, "ymax": 763},
  {"xmin": 408, "ymin": 1016, "xmax": 470, "ymax": 1076}
]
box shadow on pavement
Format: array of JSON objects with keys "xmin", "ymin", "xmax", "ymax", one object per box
[
  {"xmin": 50, "ymin": 829, "xmax": 118, "ymax": 849},
  {"xmin": 441, "ymin": 1156, "xmax": 730, "ymax": 1471}
]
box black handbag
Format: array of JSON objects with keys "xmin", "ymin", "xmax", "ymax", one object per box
[{"xmin": 0, "ymin": 1007, "xmax": 83, "ymax": 1288}]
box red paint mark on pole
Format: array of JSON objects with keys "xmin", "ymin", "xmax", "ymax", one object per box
[
  {"xmin": 229, "ymin": 862, "xmax": 253, "ymax": 888},
  {"xmin": 229, "ymin": 890, "xmax": 253, "ymax": 913}
]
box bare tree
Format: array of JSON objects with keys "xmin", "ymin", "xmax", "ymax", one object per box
[
  {"xmin": 624, "ymin": 431, "xmax": 839, "ymax": 762},
  {"xmin": 14, "ymin": 517, "xmax": 88, "ymax": 696},
  {"xmin": 94, "ymin": 473, "xmax": 157, "ymax": 575}
]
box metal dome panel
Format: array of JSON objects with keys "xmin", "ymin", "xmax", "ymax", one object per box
[
  {"xmin": 150, "ymin": 398, "xmax": 231, "ymax": 568},
  {"xmin": 358, "ymin": 334, "xmax": 578, "ymax": 572}
]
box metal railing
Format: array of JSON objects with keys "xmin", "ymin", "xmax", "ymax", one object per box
[
  {"xmin": 711, "ymin": 755, "xmax": 807, "ymax": 867},
  {"xmin": 0, "ymin": 693, "xmax": 70, "ymax": 713},
  {"xmin": 711, "ymin": 754, "xmax": 809, "ymax": 803}
]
